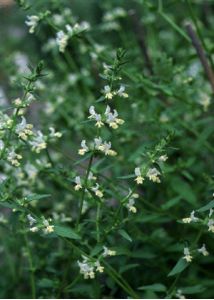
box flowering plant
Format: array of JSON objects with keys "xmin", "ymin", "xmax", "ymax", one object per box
[{"xmin": 0, "ymin": 0, "xmax": 214, "ymax": 298}]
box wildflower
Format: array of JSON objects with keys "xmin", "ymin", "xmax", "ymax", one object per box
[
  {"xmin": 103, "ymin": 246, "xmax": 116, "ymax": 257},
  {"xmin": 207, "ymin": 219, "xmax": 214, "ymax": 233},
  {"xmin": 176, "ymin": 289, "xmax": 186, "ymax": 299},
  {"xmin": 30, "ymin": 227, "xmax": 39, "ymax": 232},
  {"xmin": 134, "ymin": 167, "xmax": 144, "ymax": 184},
  {"xmin": 95, "ymin": 261, "xmax": 104, "ymax": 273},
  {"xmin": 43, "ymin": 219, "xmax": 54, "ymax": 234},
  {"xmin": 94, "ymin": 137, "xmax": 117, "ymax": 156},
  {"xmin": 30, "ymin": 131, "xmax": 47, "ymax": 153},
  {"xmin": 78, "ymin": 140, "xmax": 89, "ymax": 155},
  {"xmin": 78, "ymin": 257, "xmax": 95, "ymax": 279},
  {"xmin": 183, "ymin": 247, "xmax": 193, "ymax": 262},
  {"xmin": 74, "ymin": 176, "xmax": 82, "ymax": 191},
  {"xmin": 126, "ymin": 198, "xmax": 137, "ymax": 213},
  {"xmin": 49, "ymin": 127, "xmax": 62, "ymax": 138},
  {"xmin": 56, "ymin": 31, "xmax": 69, "ymax": 52},
  {"xmin": 13, "ymin": 98, "xmax": 22, "ymax": 107},
  {"xmin": 146, "ymin": 168, "xmax": 161, "ymax": 183},
  {"xmin": 101, "ymin": 141, "xmax": 117, "ymax": 156},
  {"xmin": 88, "ymin": 106, "xmax": 104, "ymax": 128},
  {"xmin": 25, "ymin": 15, "xmax": 39, "ymax": 33},
  {"xmin": 105, "ymin": 105, "xmax": 124, "ymax": 129},
  {"xmin": 117, "ymin": 85, "xmax": 128, "ymax": 98},
  {"xmin": 7, "ymin": 149, "xmax": 22, "ymax": 167},
  {"xmin": 198, "ymin": 244, "xmax": 209, "ymax": 256},
  {"xmin": 27, "ymin": 214, "xmax": 37, "ymax": 226},
  {"xmin": 15, "ymin": 117, "xmax": 33, "ymax": 140},
  {"xmin": 103, "ymin": 85, "xmax": 114, "ymax": 100},
  {"xmin": 182, "ymin": 210, "xmax": 199, "ymax": 223},
  {"xmin": 88, "ymin": 171, "xmax": 97, "ymax": 181},
  {"xmin": 91, "ymin": 183, "xmax": 103, "ymax": 198},
  {"xmin": 158, "ymin": 154, "xmax": 168, "ymax": 162}
]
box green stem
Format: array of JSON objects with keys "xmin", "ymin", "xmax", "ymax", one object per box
[
  {"xmin": 76, "ymin": 153, "xmax": 94, "ymax": 229},
  {"xmin": 96, "ymin": 202, "xmax": 101, "ymax": 242},
  {"xmin": 23, "ymin": 231, "xmax": 36, "ymax": 299},
  {"xmin": 185, "ymin": 0, "xmax": 214, "ymax": 69}
]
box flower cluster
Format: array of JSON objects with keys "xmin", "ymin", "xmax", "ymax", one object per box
[
  {"xmin": 78, "ymin": 137, "xmax": 117, "ymax": 156},
  {"xmin": 56, "ymin": 21, "xmax": 90, "ymax": 53},
  {"xmin": 103, "ymin": 85, "xmax": 128, "ymax": 100},
  {"xmin": 78, "ymin": 256, "xmax": 104, "ymax": 279},
  {"xmin": 27, "ymin": 214, "xmax": 54, "ymax": 234}
]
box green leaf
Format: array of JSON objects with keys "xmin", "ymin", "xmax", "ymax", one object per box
[
  {"xmin": 197, "ymin": 200, "xmax": 214, "ymax": 212},
  {"xmin": 168, "ymin": 257, "xmax": 189, "ymax": 277},
  {"xmin": 54, "ymin": 225, "xmax": 80, "ymax": 240},
  {"xmin": 118, "ymin": 229, "xmax": 132, "ymax": 242},
  {"xmin": 117, "ymin": 174, "xmax": 135, "ymax": 179},
  {"xmin": 119, "ymin": 263, "xmax": 139, "ymax": 274},
  {"xmin": 138, "ymin": 283, "xmax": 166, "ymax": 292},
  {"xmin": 181, "ymin": 285, "xmax": 205, "ymax": 294},
  {"xmin": 38, "ymin": 278, "xmax": 55, "ymax": 288},
  {"xmin": 24, "ymin": 194, "xmax": 50, "ymax": 202},
  {"xmin": 171, "ymin": 177, "xmax": 196, "ymax": 204}
]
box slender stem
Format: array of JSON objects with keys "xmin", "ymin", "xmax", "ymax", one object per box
[
  {"xmin": 64, "ymin": 238, "xmax": 139, "ymax": 298},
  {"xmin": 96, "ymin": 202, "xmax": 101, "ymax": 242},
  {"xmin": 76, "ymin": 153, "xmax": 94, "ymax": 229},
  {"xmin": 23, "ymin": 231, "xmax": 36, "ymax": 299},
  {"xmin": 185, "ymin": 23, "xmax": 214, "ymax": 93},
  {"xmin": 159, "ymin": 11, "xmax": 191, "ymax": 43},
  {"xmin": 185, "ymin": 0, "xmax": 214, "ymax": 69}
]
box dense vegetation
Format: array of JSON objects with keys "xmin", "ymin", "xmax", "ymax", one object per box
[{"xmin": 0, "ymin": 0, "xmax": 214, "ymax": 298}]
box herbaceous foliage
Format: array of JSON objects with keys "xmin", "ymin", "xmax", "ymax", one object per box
[{"xmin": 0, "ymin": 0, "xmax": 214, "ymax": 298}]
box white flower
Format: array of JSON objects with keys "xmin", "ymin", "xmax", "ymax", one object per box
[
  {"xmin": 94, "ymin": 261, "xmax": 104, "ymax": 273},
  {"xmin": 94, "ymin": 137, "xmax": 117, "ymax": 156},
  {"xmin": 25, "ymin": 15, "xmax": 39, "ymax": 33},
  {"xmin": 146, "ymin": 168, "xmax": 161, "ymax": 183},
  {"xmin": 117, "ymin": 85, "xmax": 128, "ymax": 98},
  {"xmin": 105, "ymin": 105, "xmax": 124, "ymax": 129},
  {"xmin": 91, "ymin": 183, "xmax": 103, "ymax": 198},
  {"xmin": 88, "ymin": 171, "xmax": 96, "ymax": 181},
  {"xmin": 103, "ymin": 85, "xmax": 114, "ymax": 100},
  {"xmin": 27, "ymin": 214, "xmax": 37, "ymax": 226},
  {"xmin": 49, "ymin": 127, "xmax": 62, "ymax": 138},
  {"xmin": 176, "ymin": 289, "xmax": 186, "ymax": 299},
  {"xmin": 134, "ymin": 167, "xmax": 144, "ymax": 184},
  {"xmin": 182, "ymin": 210, "xmax": 199, "ymax": 224},
  {"xmin": 15, "ymin": 117, "xmax": 33, "ymax": 140},
  {"xmin": 198, "ymin": 244, "xmax": 209, "ymax": 256},
  {"xmin": 78, "ymin": 140, "xmax": 89, "ymax": 155},
  {"xmin": 74, "ymin": 176, "xmax": 82, "ymax": 191},
  {"xmin": 88, "ymin": 106, "xmax": 103, "ymax": 128},
  {"xmin": 208, "ymin": 219, "xmax": 214, "ymax": 233},
  {"xmin": 103, "ymin": 246, "xmax": 116, "ymax": 257},
  {"xmin": 43, "ymin": 219, "xmax": 54, "ymax": 234},
  {"xmin": 56, "ymin": 31, "xmax": 69, "ymax": 52},
  {"xmin": 7, "ymin": 149, "xmax": 22, "ymax": 167},
  {"xmin": 78, "ymin": 257, "xmax": 95, "ymax": 279},
  {"xmin": 183, "ymin": 247, "xmax": 193, "ymax": 262},
  {"xmin": 158, "ymin": 154, "xmax": 168, "ymax": 162},
  {"xmin": 126, "ymin": 198, "xmax": 137, "ymax": 213},
  {"xmin": 94, "ymin": 137, "xmax": 103, "ymax": 149},
  {"xmin": 30, "ymin": 131, "xmax": 47, "ymax": 153}
]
